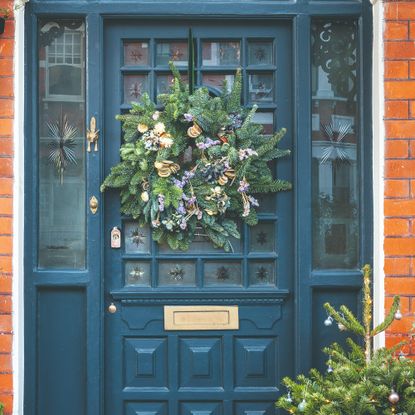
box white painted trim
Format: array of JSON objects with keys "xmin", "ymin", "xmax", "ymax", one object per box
[
  {"xmin": 12, "ymin": 3, "xmax": 25, "ymax": 415},
  {"xmin": 372, "ymin": 0, "xmax": 385, "ymax": 349}
]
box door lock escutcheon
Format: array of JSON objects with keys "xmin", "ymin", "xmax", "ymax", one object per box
[
  {"xmin": 87, "ymin": 116, "xmax": 99, "ymax": 152},
  {"xmin": 89, "ymin": 196, "xmax": 99, "ymax": 214}
]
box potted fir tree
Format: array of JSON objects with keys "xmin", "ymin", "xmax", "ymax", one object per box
[{"xmin": 276, "ymin": 264, "xmax": 415, "ymax": 415}]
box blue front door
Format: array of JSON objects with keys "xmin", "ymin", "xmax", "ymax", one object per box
[{"xmin": 103, "ymin": 19, "xmax": 293, "ymax": 415}]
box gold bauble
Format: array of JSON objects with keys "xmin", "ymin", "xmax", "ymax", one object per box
[{"xmin": 137, "ymin": 123, "xmax": 149, "ymax": 133}]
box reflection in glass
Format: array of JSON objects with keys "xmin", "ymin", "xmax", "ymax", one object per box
[
  {"xmin": 158, "ymin": 262, "xmax": 196, "ymax": 286},
  {"xmin": 250, "ymin": 222, "xmax": 276, "ymax": 253},
  {"xmin": 252, "ymin": 112, "xmax": 274, "ymax": 135},
  {"xmin": 38, "ymin": 19, "xmax": 86, "ymax": 269},
  {"xmin": 311, "ymin": 19, "xmax": 358, "ymax": 269},
  {"xmin": 201, "ymin": 73, "xmax": 235, "ymax": 93},
  {"xmin": 256, "ymin": 194, "xmax": 276, "ymax": 214},
  {"xmin": 249, "ymin": 73, "xmax": 273, "ymax": 103},
  {"xmin": 156, "ymin": 74, "xmax": 189, "ymax": 97},
  {"xmin": 248, "ymin": 261, "xmax": 276, "ymax": 286},
  {"xmin": 248, "ymin": 41, "xmax": 273, "ymax": 66},
  {"xmin": 124, "ymin": 223, "xmax": 151, "ymax": 254},
  {"xmin": 156, "ymin": 41, "xmax": 188, "ymax": 66},
  {"xmin": 202, "ymin": 41, "xmax": 240, "ymax": 66},
  {"xmin": 123, "ymin": 74, "xmax": 149, "ymax": 104},
  {"xmin": 204, "ymin": 262, "xmax": 242, "ymax": 286},
  {"xmin": 125, "ymin": 261, "xmax": 151, "ymax": 286},
  {"xmin": 124, "ymin": 41, "xmax": 149, "ymax": 66}
]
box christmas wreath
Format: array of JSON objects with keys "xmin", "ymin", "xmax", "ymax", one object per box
[{"xmin": 101, "ymin": 65, "xmax": 291, "ymax": 251}]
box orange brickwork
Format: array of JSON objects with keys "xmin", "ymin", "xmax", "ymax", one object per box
[
  {"xmin": 0, "ymin": 0, "xmax": 13, "ymax": 413},
  {"xmin": 384, "ymin": 1, "xmax": 415, "ymax": 358}
]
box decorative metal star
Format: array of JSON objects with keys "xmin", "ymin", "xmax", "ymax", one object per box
[
  {"xmin": 129, "ymin": 266, "xmax": 145, "ymax": 281},
  {"xmin": 129, "ymin": 82, "xmax": 143, "ymax": 99},
  {"xmin": 256, "ymin": 266, "xmax": 269, "ymax": 281}
]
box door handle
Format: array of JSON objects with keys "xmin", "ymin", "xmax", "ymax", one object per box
[{"xmin": 89, "ymin": 195, "xmax": 98, "ymax": 214}]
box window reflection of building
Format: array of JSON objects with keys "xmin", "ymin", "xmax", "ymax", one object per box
[
  {"xmin": 311, "ymin": 20, "xmax": 358, "ymax": 269},
  {"xmin": 38, "ymin": 21, "xmax": 86, "ymax": 269}
]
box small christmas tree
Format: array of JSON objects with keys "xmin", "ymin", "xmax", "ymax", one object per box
[{"xmin": 276, "ymin": 264, "xmax": 415, "ymax": 415}]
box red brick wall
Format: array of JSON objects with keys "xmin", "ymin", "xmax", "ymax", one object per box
[
  {"xmin": 0, "ymin": 0, "xmax": 13, "ymax": 413},
  {"xmin": 384, "ymin": 1, "xmax": 415, "ymax": 357}
]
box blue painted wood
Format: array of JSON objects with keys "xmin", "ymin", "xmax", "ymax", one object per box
[
  {"xmin": 24, "ymin": 2, "xmax": 372, "ymax": 415},
  {"xmin": 103, "ymin": 19, "xmax": 293, "ymax": 415}
]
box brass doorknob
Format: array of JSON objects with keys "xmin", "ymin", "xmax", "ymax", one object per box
[
  {"xmin": 89, "ymin": 196, "xmax": 98, "ymax": 214},
  {"xmin": 108, "ymin": 302, "xmax": 117, "ymax": 314}
]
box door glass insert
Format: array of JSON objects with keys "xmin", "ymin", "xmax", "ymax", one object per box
[
  {"xmin": 158, "ymin": 262, "xmax": 196, "ymax": 286},
  {"xmin": 202, "ymin": 40, "xmax": 241, "ymax": 66},
  {"xmin": 38, "ymin": 19, "xmax": 86, "ymax": 269},
  {"xmin": 201, "ymin": 73, "xmax": 235, "ymax": 93},
  {"xmin": 123, "ymin": 74, "xmax": 149, "ymax": 104},
  {"xmin": 248, "ymin": 40, "xmax": 274, "ymax": 66},
  {"xmin": 123, "ymin": 41, "xmax": 149, "ymax": 66},
  {"xmin": 311, "ymin": 19, "xmax": 359, "ymax": 269},
  {"xmin": 125, "ymin": 261, "xmax": 151, "ymax": 286},
  {"xmin": 124, "ymin": 223, "xmax": 151, "ymax": 254},
  {"xmin": 204, "ymin": 261, "xmax": 242, "ymax": 286},
  {"xmin": 156, "ymin": 41, "xmax": 188, "ymax": 66},
  {"xmin": 248, "ymin": 260, "xmax": 276, "ymax": 286},
  {"xmin": 248, "ymin": 73, "xmax": 274, "ymax": 103}
]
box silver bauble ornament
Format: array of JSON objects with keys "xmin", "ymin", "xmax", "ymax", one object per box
[
  {"xmin": 286, "ymin": 391, "xmax": 293, "ymax": 404},
  {"xmin": 327, "ymin": 365, "xmax": 334, "ymax": 373},
  {"xmin": 338, "ymin": 322, "xmax": 346, "ymax": 331},
  {"xmin": 388, "ymin": 390, "xmax": 400, "ymax": 404},
  {"xmin": 324, "ymin": 316, "xmax": 333, "ymax": 326},
  {"xmin": 394, "ymin": 309, "xmax": 403, "ymax": 320},
  {"xmin": 298, "ymin": 399, "xmax": 307, "ymax": 412}
]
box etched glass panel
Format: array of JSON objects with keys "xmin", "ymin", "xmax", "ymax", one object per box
[
  {"xmin": 248, "ymin": 41, "xmax": 273, "ymax": 66},
  {"xmin": 202, "ymin": 41, "xmax": 241, "ymax": 66},
  {"xmin": 123, "ymin": 74, "xmax": 149, "ymax": 104},
  {"xmin": 125, "ymin": 261, "xmax": 151, "ymax": 286},
  {"xmin": 248, "ymin": 261, "xmax": 276, "ymax": 286},
  {"xmin": 156, "ymin": 73, "xmax": 189, "ymax": 97},
  {"xmin": 158, "ymin": 262, "xmax": 196, "ymax": 286},
  {"xmin": 256, "ymin": 194, "xmax": 276, "ymax": 214},
  {"xmin": 201, "ymin": 73, "xmax": 235, "ymax": 93},
  {"xmin": 156, "ymin": 41, "xmax": 188, "ymax": 66},
  {"xmin": 124, "ymin": 223, "xmax": 151, "ymax": 254},
  {"xmin": 252, "ymin": 112, "xmax": 274, "ymax": 135},
  {"xmin": 311, "ymin": 19, "xmax": 359, "ymax": 269},
  {"xmin": 204, "ymin": 262, "xmax": 242, "ymax": 286},
  {"xmin": 249, "ymin": 73, "xmax": 274, "ymax": 103},
  {"xmin": 124, "ymin": 41, "xmax": 149, "ymax": 66},
  {"xmin": 38, "ymin": 19, "xmax": 86, "ymax": 269},
  {"xmin": 250, "ymin": 221, "xmax": 276, "ymax": 253}
]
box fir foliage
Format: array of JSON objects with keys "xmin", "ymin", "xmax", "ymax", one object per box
[
  {"xmin": 276, "ymin": 265, "xmax": 415, "ymax": 415},
  {"xmin": 101, "ymin": 64, "xmax": 291, "ymax": 250}
]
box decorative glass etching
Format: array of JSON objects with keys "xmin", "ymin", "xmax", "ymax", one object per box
[
  {"xmin": 201, "ymin": 73, "xmax": 235, "ymax": 93},
  {"xmin": 158, "ymin": 262, "xmax": 196, "ymax": 286},
  {"xmin": 248, "ymin": 261, "xmax": 276, "ymax": 286},
  {"xmin": 124, "ymin": 41, "xmax": 149, "ymax": 66},
  {"xmin": 250, "ymin": 222, "xmax": 276, "ymax": 253},
  {"xmin": 248, "ymin": 41, "xmax": 274, "ymax": 66},
  {"xmin": 125, "ymin": 261, "xmax": 151, "ymax": 286},
  {"xmin": 204, "ymin": 262, "xmax": 242, "ymax": 286},
  {"xmin": 202, "ymin": 41, "xmax": 241, "ymax": 66},
  {"xmin": 156, "ymin": 41, "xmax": 188, "ymax": 66},
  {"xmin": 311, "ymin": 19, "xmax": 358, "ymax": 269},
  {"xmin": 123, "ymin": 74, "xmax": 149, "ymax": 104},
  {"xmin": 124, "ymin": 223, "xmax": 151, "ymax": 254},
  {"xmin": 38, "ymin": 19, "xmax": 86, "ymax": 269},
  {"xmin": 249, "ymin": 73, "xmax": 274, "ymax": 103},
  {"xmin": 156, "ymin": 74, "xmax": 189, "ymax": 97},
  {"xmin": 252, "ymin": 112, "xmax": 274, "ymax": 135}
]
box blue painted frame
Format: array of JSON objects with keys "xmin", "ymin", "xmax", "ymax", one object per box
[{"xmin": 24, "ymin": 1, "xmax": 373, "ymax": 415}]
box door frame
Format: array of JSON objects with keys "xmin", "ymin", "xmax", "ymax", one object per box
[{"xmin": 23, "ymin": 2, "xmax": 373, "ymax": 415}]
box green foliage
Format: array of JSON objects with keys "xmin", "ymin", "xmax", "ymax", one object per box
[
  {"xmin": 101, "ymin": 64, "xmax": 291, "ymax": 250},
  {"xmin": 276, "ymin": 265, "xmax": 415, "ymax": 415}
]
